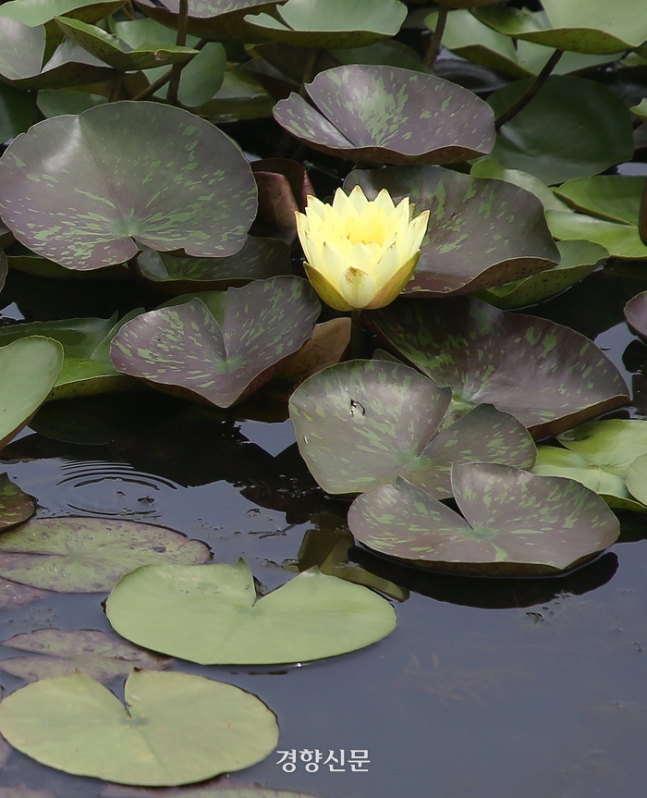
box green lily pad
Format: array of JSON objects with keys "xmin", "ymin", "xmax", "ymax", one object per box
[
  {"xmin": 0, "ymin": 18, "xmax": 114, "ymax": 90},
  {"xmin": 106, "ymin": 560, "xmax": 396, "ymax": 665},
  {"xmin": 546, "ymin": 210, "xmax": 647, "ymax": 259},
  {"xmin": 345, "ymin": 165, "xmax": 559, "ymax": 296},
  {"xmin": 426, "ymin": 10, "xmax": 619, "ymax": 79},
  {"xmin": 0, "ymin": 338, "xmax": 64, "ymax": 450},
  {"xmin": 244, "ymin": 0, "xmax": 407, "ymax": 49},
  {"xmin": 349, "ymin": 463, "xmax": 620, "ymax": 575},
  {"xmin": 625, "ymin": 452, "xmax": 647, "ymax": 506},
  {"xmin": 554, "ymin": 176, "xmax": 644, "ymax": 225},
  {"xmin": 133, "ymin": 0, "xmax": 285, "ymax": 42},
  {"xmin": 0, "ymin": 629, "xmax": 172, "ymax": 683},
  {"xmin": 110, "ymin": 277, "xmax": 320, "ymax": 409},
  {"xmin": 475, "ymin": 239, "xmax": 608, "ymax": 309},
  {"xmin": 0, "ymin": 314, "xmax": 140, "ymax": 399},
  {"xmin": 36, "ymin": 87, "xmax": 107, "ymax": 117},
  {"xmin": 136, "ymin": 236, "xmax": 290, "ymax": 292},
  {"xmin": 288, "ymin": 359, "xmax": 535, "ymax": 496},
  {"xmin": 631, "ymin": 98, "xmax": 647, "ymax": 123},
  {"xmin": 625, "ymin": 291, "xmax": 647, "ymax": 337},
  {"xmin": 273, "ymin": 64, "xmax": 495, "ymax": 165},
  {"xmin": 0, "ymin": 0, "xmax": 125, "ymax": 26},
  {"xmin": 470, "ymin": 158, "xmax": 574, "ymax": 212},
  {"xmin": 367, "ymin": 296, "xmax": 629, "ymax": 438},
  {"xmin": 532, "ymin": 445, "xmax": 646, "ymax": 512},
  {"xmin": 0, "ymin": 82, "xmax": 35, "ymax": 143},
  {"xmin": 55, "ymin": 17, "xmax": 199, "ymax": 72},
  {"xmin": 0, "ymin": 516, "xmax": 210, "ymax": 592},
  {"xmin": 475, "ymin": 0, "xmax": 647, "ymax": 55},
  {"xmin": 487, "ymin": 76, "xmax": 635, "ymax": 185},
  {"xmin": 0, "ymin": 670, "xmax": 279, "ymax": 785},
  {"xmin": 195, "ymin": 66, "xmax": 274, "ymax": 124},
  {"xmin": 0, "ymin": 474, "xmax": 35, "ymax": 531},
  {"xmin": 0, "ymin": 101, "xmax": 257, "ymax": 270}
]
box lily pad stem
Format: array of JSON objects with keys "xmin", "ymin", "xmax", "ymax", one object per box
[
  {"xmin": 495, "ymin": 49, "xmax": 564, "ymax": 131},
  {"xmin": 131, "ymin": 40, "xmax": 207, "ymax": 102},
  {"xmin": 350, "ymin": 309, "xmax": 362, "ymax": 359},
  {"xmin": 424, "ymin": 7, "xmax": 447, "ymax": 68},
  {"xmin": 109, "ymin": 73, "xmax": 123, "ymax": 102},
  {"xmin": 167, "ymin": 0, "xmax": 190, "ymax": 106}
]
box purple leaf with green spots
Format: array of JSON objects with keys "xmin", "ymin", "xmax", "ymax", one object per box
[
  {"xmin": 0, "ymin": 102, "xmax": 257, "ymax": 270},
  {"xmin": 367, "ymin": 297, "xmax": 629, "ymax": 438},
  {"xmin": 624, "ymin": 291, "xmax": 647, "ymax": 339},
  {"xmin": 345, "ymin": 165, "xmax": 559, "ymax": 295},
  {"xmin": 110, "ymin": 276, "xmax": 320, "ymax": 409},
  {"xmin": 349, "ymin": 463, "xmax": 620, "ymax": 576},
  {"xmin": 273, "ymin": 65, "xmax": 495, "ymax": 165},
  {"xmin": 288, "ymin": 359, "xmax": 536, "ymax": 496},
  {"xmin": 0, "ymin": 474, "xmax": 35, "ymax": 531}
]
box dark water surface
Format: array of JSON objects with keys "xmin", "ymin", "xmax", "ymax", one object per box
[{"xmin": 0, "ymin": 271, "xmax": 646, "ymax": 798}]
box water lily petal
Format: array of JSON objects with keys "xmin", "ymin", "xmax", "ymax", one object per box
[
  {"xmin": 369, "ymin": 250, "xmax": 421, "ymax": 309},
  {"xmin": 340, "ymin": 266, "xmax": 377, "ymax": 309},
  {"xmin": 304, "ymin": 262, "xmax": 353, "ymax": 311}
]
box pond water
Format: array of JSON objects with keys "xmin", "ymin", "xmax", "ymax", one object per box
[{"xmin": 0, "ymin": 266, "xmax": 646, "ymax": 798}]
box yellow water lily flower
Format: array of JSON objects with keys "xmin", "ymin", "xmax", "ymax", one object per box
[{"xmin": 295, "ymin": 185, "xmax": 429, "ymax": 311}]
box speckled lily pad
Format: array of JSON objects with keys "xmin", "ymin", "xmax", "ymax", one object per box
[
  {"xmin": 345, "ymin": 165, "xmax": 559, "ymax": 296},
  {"xmin": 110, "ymin": 277, "xmax": 320, "ymax": 408},
  {"xmin": 367, "ymin": 296, "xmax": 629, "ymax": 438},
  {"xmin": 625, "ymin": 291, "xmax": 647, "ymax": 338},
  {"xmin": 0, "ymin": 102, "xmax": 257, "ymax": 270},
  {"xmin": 289, "ymin": 359, "xmax": 536, "ymax": 496},
  {"xmin": 349, "ymin": 463, "xmax": 620, "ymax": 575},
  {"xmin": 273, "ymin": 65, "xmax": 495, "ymax": 165},
  {"xmin": 0, "ymin": 474, "xmax": 35, "ymax": 531},
  {"xmin": 0, "ymin": 517, "xmax": 210, "ymax": 592}
]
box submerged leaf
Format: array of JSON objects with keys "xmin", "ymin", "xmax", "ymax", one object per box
[{"xmin": 0, "ymin": 474, "xmax": 35, "ymax": 531}]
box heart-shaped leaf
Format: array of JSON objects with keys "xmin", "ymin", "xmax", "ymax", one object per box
[
  {"xmin": 244, "ymin": 0, "xmax": 407, "ymax": 49},
  {"xmin": 106, "ymin": 560, "xmax": 396, "ymax": 664},
  {"xmin": 0, "ymin": 338, "xmax": 64, "ymax": 450},
  {"xmin": 475, "ymin": 239, "xmax": 608, "ymax": 309},
  {"xmin": 0, "ymin": 474, "xmax": 35, "ymax": 531},
  {"xmin": 273, "ymin": 65, "xmax": 495, "ymax": 165},
  {"xmin": 0, "ymin": 671, "xmax": 279, "ymax": 785},
  {"xmin": 110, "ymin": 276, "xmax": 320, "ymax": 408},
  {"xmin": 136, "ymin": 237, "xmax": 290, "ymax": 293},
  {"xmin": 475, "ymin": 0, "xmax": 647, "ymax": 54},
  {"xmin": 349, "ymin": 463, "xmax": 620, "ymax": 575},
  {"xmin": 0, "ymin": 102, "xmax": 257, "ymax": 270},
  {"xmin": 367, "ymin": 296, "xmax": 629, "ymax": 438},
  {"xmin": 0, "ymin": 629, "xmax": 172, "ymax": 683},
  {"xmin": 345, "ymin": 165, "xmax": 559, "ymax": 296},
  {"xmin": 625, "ymin": 452, "xmax": 647, "ymax": 506},
  {"xmin": 0, "ymin": 517, "xmax": 210, "ymax": 592},
  {"xmin": 487, "ymin": 76, "xmax": 635, "ymax": 185},
  {"xmin": 0, "ymin": 0, "xmax": 125, "ymax": 26}
]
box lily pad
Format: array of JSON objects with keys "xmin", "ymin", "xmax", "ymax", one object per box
[
  {"xmin": 631, "ymin": 98, "xmax": 647, "ymax": 123},
  {"xmin": 55, "ymin": 17, "xmax": 199, "ymax": 72},
  {"xmin": 345, "ymin": 165, "xmax": 559, "ymax": 296},
  {"xmin": 487, "ymin": 76, "xmax": 635, "ymax": 185},
  {"xmin": 110, "ymin": 277, "xmax": 320, "ymax": 409},
  {"xmin": 475, "ymin": 239, "xmax": 608, "ymax": 309},
  {"xmin": 625, "ymin": 291, "xmax": 647, "ymax": 337},
  {"xmin": 107, "ymin": 560, "xmax": 396, "ymax": 665},
  {"xmin": 470, "ymin": 158, "xmax": 574, "ymax": 212},
  {"xmin": 0, "ymin": 17, "xmax": 114, "ymax": 90},
  {"xmin": 136, "ymin": 237, "xmax": 291, "ymax": 292},
  {"xmin": 0, "ymin": 629, "xmax": 172, "ymax": 683},
  {"xmin": 244, "ymin": 0, "xmax": 407, "ymax": 49},
  {"xmin": 475, "ymin": 0, "xmax": 647, "ymax": 55},
  {"xmin": 0, "ymin": 474, "xmax": 35, "ymax": 531},
  {"xmin": 0, "ymin": 82, "xmax": 35, "ymax": 143},
  {"xmin": 36, "ymin": 88, "xmax": 107, "ymax": 117},
  {"xmin": 554, "ymin": 175, "xmax": 644, "ymax": 225},
  {"xmin": 0, "ymin": 251, "xmax": 6, "ymax": 294},
  {"xmin": 546, "ymin": 210, "xmax": 647, "ymax": 259},
  {"xmin": 288, "ymin": 359, "xmax": 535, "ymax": 496},
  {"xmin": 625, "ymin": 452, "xmax": 647, "ymax": 506},
  {"xmin": 0, "ymin": 0, "xmax": 125, "ymax": 26},
  {"xmin": 273, "ymin": 65, "xmax": 495, "ymax": 165},
  {"xmin": 0, "ymin": 516, "xmax": 210, "ymax": 592},
  {"xmin": 0, "ymin": 101, "xmax": 257, "ymax": 270},
  {"xmin": 101, "ymin": 786, "xmax": 318, "ymax": 798},
  {"xmin": 367, "ymin": 296, "xmax": 629, "ymax": 438},
  {"xmin": 0, "ymin": 338, "xmax": 64, "ymax": 450},
  {"xmin": 0, "ymin": 314, "xmax": 140, "ymax": 399},
  {"xmin": 0, "ymin": 788, "xmax": 53, "ymax": 798},
  {"xmin": 133, "ymin": 0, "xmax": 285, "ymax": 42},
  {"xmin": 0, "ymin": 579, "xmax": 48, "ymax": 609},
  {"xmin": 0, "ymin": 670, "xmax": 279, "ymax": 785},
  {"xmin": 349, "ymin": 463, "xmax": 620, "ymax": 575}
]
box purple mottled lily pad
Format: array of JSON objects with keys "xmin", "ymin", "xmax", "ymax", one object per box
[
  {"xmin": 349, "ymin": 463, "xmax": 620, "ymax": 576},
  {"xmin": 0, "ymin": 474, "xmax": 35, "ymax": 531},
  {"xmin": 102, "ymin": 784, "xmax": 318, "ymax": 798},
  {"xmin": 136, "ymin": 236, "xmax": 291, "ymax": 293},
  {"xmin": 0, "ymin": 787, "xmax": 54, "ymax": 798},
  {"xmin": 273, "ymin": 65, "xmax": 495, "ymax": 165},
  {"xmin": 345, "ymin": 165, "xmax": 559, "ymax": 295},
  {"xmin": 624, "ymin": 291, "xmax": 647, "ymax": 339},
  {"xmin": 0, "ymin": 517, "xmax": 210, "ymax": 592},
  {"xmin": 111, "ymin": 276, "xmax": 320, "ymax": 409},
  {"xmin": 289, "ymin": 359, "xmax": 536, "ymax": 496},
  {"xmin": 0, "ymin": 629, "xmax": 172, "ymax": 683},
  {"xmin": 0, "ymin": 579, "xmax": 49, "ymax": 609},
  {"xmin": 368, "ymin": 297, "xmax": 629, "ymax": 438},
  {"xmin": 0, "ymin": 102, "xmax": 257, "ymax": 270},
  {"xmin": 134, "ymin": 0, "xmax": 284, "ymax": 42}
]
